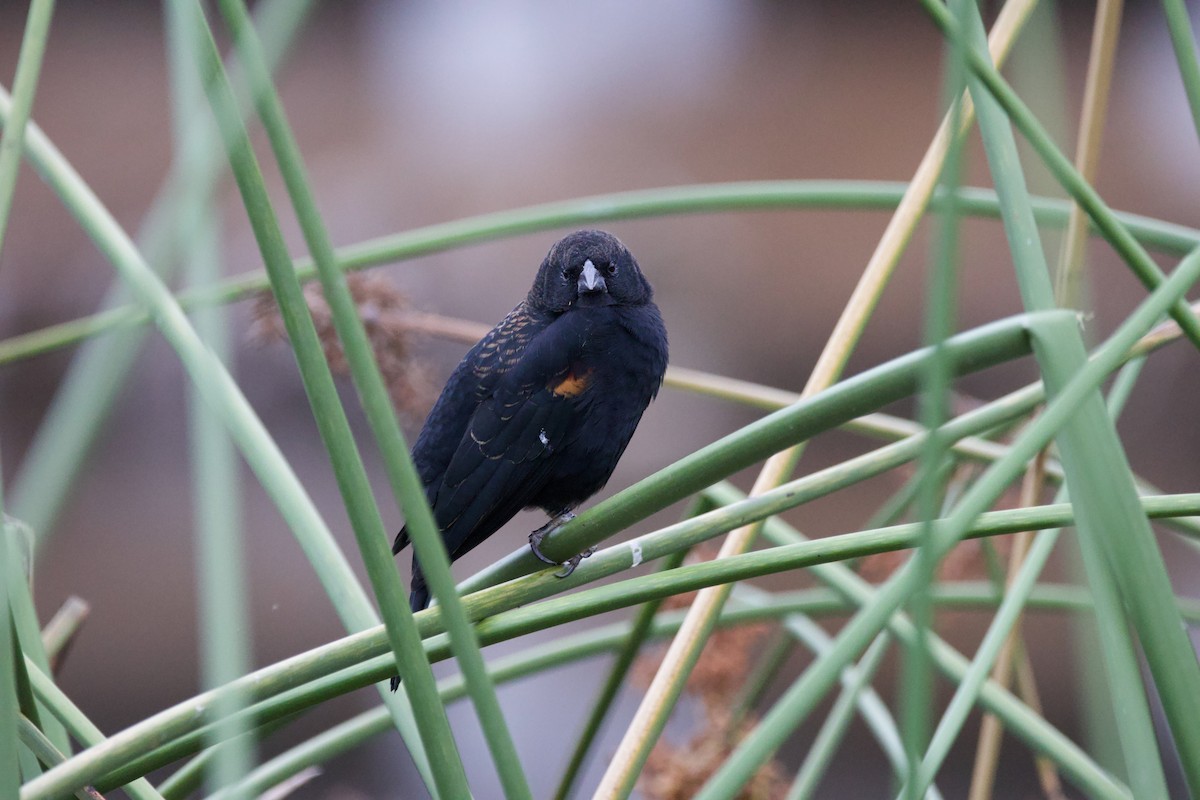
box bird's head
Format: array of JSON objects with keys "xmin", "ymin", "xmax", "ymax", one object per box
[{"xmin": 529, "ymin": 230, "xmax": 654, "ymax": 314}]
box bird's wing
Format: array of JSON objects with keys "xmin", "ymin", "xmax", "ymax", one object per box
[
  {"xmin": 430, "ymin": 312, "xmax": 596, "ymax": 560},
  {"xmin": 408, "ymin": 302, "xmax": 543, "ymax": 488},
  {"xmin": 393, "ymin": 303, "xmax": 549, "ymax": 556}
]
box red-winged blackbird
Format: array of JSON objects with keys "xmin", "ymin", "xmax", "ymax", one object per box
[{"xmin": 392, "ymin": 230, "xmax": 669, "ymax": 620}]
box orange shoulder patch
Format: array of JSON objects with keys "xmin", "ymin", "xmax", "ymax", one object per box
[{"xmin": 550, "ymin": 368, "xmax": 593, "ymax": 397}]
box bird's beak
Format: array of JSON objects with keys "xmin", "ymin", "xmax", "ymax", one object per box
[{"xmin": 578, "ymin": 259, "xmax": 607, "ymax": 294}]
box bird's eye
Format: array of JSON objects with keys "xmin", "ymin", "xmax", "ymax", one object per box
[{"xmin": 604, "ymin": 262, "xmax": 618, "ymax": 277}]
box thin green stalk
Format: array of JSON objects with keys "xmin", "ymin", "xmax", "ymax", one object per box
[
  {"xmin": 902, "ymin": 0, "xmax": 968, "ymax": 777},
  {"xmin": 166, "ymin": 2, "xmax": 255, "ymax": 795},
  {"xmin": 5, "ymin": 0, "xmax": 315, "ymax": 547},
  {"xmin": 185, "ymin": 3, "xmax": 460, "ymax": 796},
  {"xmin": 965, "ymin": 3, "xmax": 1144, "ymax": 788},
  {"xmin": 183, "ymin": 149, "xmax": 255, "ymax": 798},
  {"xmin": 1061, "ymin": 358, "xmax": 1151, "ymax": 792},
  {"xmin": 0, "ymin": 0, "xmax": 54, "ymax": 257},
  {"xmin": 4, "ymin": 515, "xmax": 67, "ymax": 757},
  {"xmin": 957, "ymin": 2, "xmax": 1055, "ymax": 313},
  {"xmin": 23, "ymin": 660, "xmax": 164, "ymax": 800},
  {"xmin": 2, "ymin": 182, "xmax": 1197, "ymax": 369},
  {"xmin": 1029, "ymin": 345, "xmax": 1147, "ymax": 799},
  {"xmin": 1, "ymin": 480, "xmax": 19, "ymax": 795},
  {"xmin": 1031, "ymin": 4, "xmax": 1123, "ymax": 790},
  {"xmin": 1161, "ymin": 0, "xmax": 1200, "ymax": 141},
  {"xmin": 11, "ymin": 637, "xmax": 45, "ymax": 774},
  {"xmin": 11, "ymin": 596, "xmax": 47, "ymax": 784},
  {"xmin": 214, "ymin": 3, "xmax": 527, "ymax": 796},
  {"xmin": 960, "ymin": 3, "xmax": 1196, "ymax": 792},
  {"xmin": 1066, "ymin": 479, "xmax": 1160, "ymax": 793}
]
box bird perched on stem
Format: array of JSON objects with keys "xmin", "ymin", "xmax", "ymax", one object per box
[{"xmin": 391, "ymin": 229, "xmax": 668, "ymax": 648}]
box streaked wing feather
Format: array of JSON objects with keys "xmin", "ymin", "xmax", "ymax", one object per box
[{"xmin": 433, "ymin": 358, "xmax": 583, "ymax": 557}]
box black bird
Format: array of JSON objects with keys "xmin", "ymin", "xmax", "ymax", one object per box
[{"xmin": 392, "ymin": 230, "xmax": 668, "ymax": 620}]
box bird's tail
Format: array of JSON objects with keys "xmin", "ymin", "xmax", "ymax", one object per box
[
  {"xmin": 389, "ymin": 555, "xmax": 432, "ymax": 692},
  {"xmin": 408, "ymin": 572, "xmax": 431, "ymax": 613},
  {"xmin": 391, "ymin": 525, "xmax": 410, "ymax": 555}
]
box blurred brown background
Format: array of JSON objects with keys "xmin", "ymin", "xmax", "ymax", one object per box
[{"xmin": 1, "ymin": 1, "xmax": 1198, "ymax": 797}]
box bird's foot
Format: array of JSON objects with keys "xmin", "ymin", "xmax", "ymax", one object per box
[
  {"xmin": 529, "ymin": 511, "xmax": 575, "ymax": 563},
  {"xmin": 529, "ymin": 511, "xmax": 592, "ymax": 577}
]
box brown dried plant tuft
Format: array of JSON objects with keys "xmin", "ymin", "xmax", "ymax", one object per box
[
  {"xmin": 641, "ymin": 710, "xmax": 788, "ymax": 800},
  {"xmin": 249, "ymin": 273, "xmax": 438, "ymax": 424},
  {"xmin": 632, "ymin": 597, "xmax": 772, "ymax": 706}
]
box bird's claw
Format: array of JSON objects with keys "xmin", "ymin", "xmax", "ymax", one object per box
[
  {"xmin": 529, "ymin": 532, "xmax": 558, "ymax": 565},
  {"xmin": 554, "ymin": 547, "xmax": 595, "ymax": 578},
  {"xmin": 528, "ymin": 529, "xmax": 559, "ymax": 565}
]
